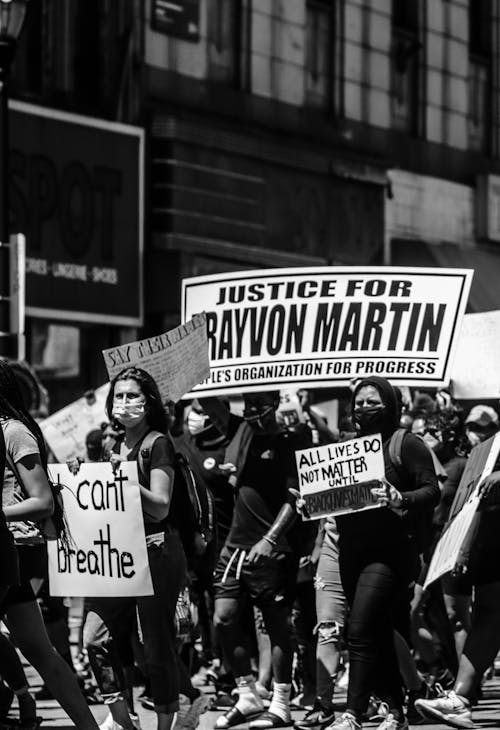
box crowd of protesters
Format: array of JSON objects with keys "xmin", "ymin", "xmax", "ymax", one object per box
[{"xmin": 0, "ymin": 359, "xmax": 500, "ymax": 730}]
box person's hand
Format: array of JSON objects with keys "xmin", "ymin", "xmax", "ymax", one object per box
[
  {"xmin": 110, "ymin": 453, "xmax": 122, "ymax": 474},
  {"xmin": 288, "ymin": 488, "xmax": 310, "ymax": 518},
  {"xmin": 371, "ymin": 477, "xmax": 403, "ymax": 512},
  {"xmin": 479, "ymin": 471, "xmax": 500, "ymax": 498},
  {"xmin": 66, "ymin": 457, "xmax": 82, "ymax": 475},
  {"xmin": 246, "ymin": 538, "xmax": 273, "ymax": 564}
]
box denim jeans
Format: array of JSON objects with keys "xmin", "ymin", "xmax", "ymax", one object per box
[{"xmin": 84, "ymin": 528, "xmax": 187, "ymax": 713}]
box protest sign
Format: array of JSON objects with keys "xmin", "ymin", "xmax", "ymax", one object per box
[
  {"xmin": 296, "ymin": 434, "xmax": 385, "ymax": 519},
  {"xmin": 47, "ymin": 462, "xmax": 153, "ymax": 597},
  {"xmin": 424, "ymin": 432, "xmax": 500, "ymax": 588},
  {"xmin": 40, "ymin": 385, "xmax": 109, "ymax": 463},
  {"xmin": 182, "ymin": 267, "xmax": 472, "ymax": 396},
  {"xmin": 451, "ymin": 310, "xmax": 500, "ymax": 399},
  {"xmin": 102, "ymin": 313, "xmax": 210, "ymax": 403}
]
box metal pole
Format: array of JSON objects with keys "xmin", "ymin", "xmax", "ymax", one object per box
[{"xmin": 0, "ymin": 40, "xmax": 14, "ymax": 357}]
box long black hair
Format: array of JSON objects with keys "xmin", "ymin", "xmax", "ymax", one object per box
[
  {"xmin": 105, "ymin": 366, "xmax": 168, "ymax": 434},
  {"xmin": 0, "ymin": 359, "xmax": 48, "ymax": 469}
]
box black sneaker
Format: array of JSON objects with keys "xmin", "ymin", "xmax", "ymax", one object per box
[{"xmin": 293, "ymin": 701, "xmax": 335, "ymax": 730}]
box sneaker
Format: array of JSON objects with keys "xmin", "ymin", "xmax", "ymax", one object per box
[
  {"xmin": 375, "ymin": 714, "xmax": 408, "ymax": 730},
  {"xmin": 327, "ymin": 713, "xmax": 360, "ymax": 730},
  {"xmin": 293, "ymin": 700, "xmax": 335, "ymax": 730},
  {"xmin": 174, "ymin": 693, "xmax": 211, "ymax": 730},
  {"xmin": 414, "ymin": 690, "xmax": 474, "ymax": 729}
]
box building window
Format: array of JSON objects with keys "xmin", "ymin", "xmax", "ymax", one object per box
[
  {"xmin": 468, "ymin": 0, "xmax": 491, "ymax": 153},
  {"xmin": 391, "ymin": 0, "xmax": 421, "ymax": 133},
  {"xmin": 207, "ymin": 0, "xmax": 242, "ymax": 85},
  {"xmin": 305, "ymin": 1, "xmax": 333, "ymax": 109}
]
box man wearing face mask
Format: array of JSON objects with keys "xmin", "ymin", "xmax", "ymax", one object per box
[{"xmin": 211, "ymin": 391, "xmax": 313, "ymax": 730}]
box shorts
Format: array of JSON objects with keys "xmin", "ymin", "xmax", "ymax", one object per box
[
  {"xmin": 214, "ymin": 545, "xmax": 298, "ymax": 607},
  {"xmin": 314, "ymin": 530, "xmax": 346, "ymax": 628}
]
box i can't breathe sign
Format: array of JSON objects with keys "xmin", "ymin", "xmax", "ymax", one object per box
[{"xmin": 47, "ymin": 462, "xmax": 153, "ymax": 597}]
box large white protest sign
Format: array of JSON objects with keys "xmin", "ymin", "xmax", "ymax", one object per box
[
  {"xmin": 451, "ymin": 310, "xmax": 500, "ymax": 399},
  {"xmin": 102, "ymin": 313, "xmax": 210, "ymax": 403},
  {"xmin": 40, "ymin": 385, "xmax": 109, "ymax": 463},
  {"xmin": 47, "ymin": 462, "xmax": 153, "ymax": 597},
  {"xmin": 296, "ymin": 434, "xmax": 385, "ymax": 519},
  {"xmin": 182, "ymin": 267, "xmax": 472, "ymax": 396},
  {"xmin": 424, "ymin": 432, "xmax": 500, "ymax": 588}
]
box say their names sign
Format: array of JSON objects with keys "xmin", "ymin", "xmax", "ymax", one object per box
[
  {"xmin": 47, "ymin": 462, "xmax": 153, "ymax": 597},
  {"xmin": 182, "ymin": 267, "xmax": 472, "ymax": 396},
  {"xmin": 296, "ymin": 434, "xmax": 385, "ymax": 519},
  {"xmin": 102, "ymin": 313, "xmax": 210, "ymax": 403}
]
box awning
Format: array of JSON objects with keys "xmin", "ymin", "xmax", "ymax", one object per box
[{"xmin": 391, "ymin": 240, "xmax": 500, "ymax": 312}]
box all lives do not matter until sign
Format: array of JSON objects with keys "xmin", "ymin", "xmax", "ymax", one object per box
[{"xmin": 182, "ymin": 267, "xmax": 473, "ymax": 397}]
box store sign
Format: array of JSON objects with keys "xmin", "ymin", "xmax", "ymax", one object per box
[
  {"xmin": 151, "ymin": 0, "xmax": 200, "ymax": 41},
  {"xmin": 182, "ymin": 267, "xmax": 472, "ymax": 396},
  {"xmin": 10, "ymin": 101, "xmax": 144, "ymax": 326}
]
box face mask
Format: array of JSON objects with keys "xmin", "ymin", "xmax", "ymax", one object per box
[
  {"xmin": 243, "ymin": 405, "xmax": 275, "ymax": 431},
  {"xmin": 353, "ymin": 405, "xmax": 386, "ymax": 432},
  {"xmin": 112, "ymin": 401, "xmax": 146, "ymax": 428},
  {"xmin": 187, "ymin": 411, "xmax": 210, "ymax": 435}
]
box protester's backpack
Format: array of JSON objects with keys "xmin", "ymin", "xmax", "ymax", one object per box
[
  {"xmin": 137, "ymin": 430, "xmax": 214, "ymax": 563},
  {"xmin": 388, "ymin": 428, "xmax": 435, "ymax": 558}
]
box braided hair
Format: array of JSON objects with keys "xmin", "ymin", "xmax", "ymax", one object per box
[{"xmin": 0, "ymin": 359, "xmax": 48, "ymax": 470}]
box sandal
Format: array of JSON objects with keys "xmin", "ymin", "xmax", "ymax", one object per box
[
  {"xmin": 215, "ymin": 706, "xmax": 265, "ymax": 728},
  {"xmin": 249, "ymin": 711, "xmax": 292, "ymax": 728}
]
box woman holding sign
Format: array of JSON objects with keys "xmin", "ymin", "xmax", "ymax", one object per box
[
  {"xmin": 331, "ymin": 376, "xmax": 439, "ymax": 730},
  {"xmin": 84, "ymin": 367, "xmax": 189, "ymax": 730}
]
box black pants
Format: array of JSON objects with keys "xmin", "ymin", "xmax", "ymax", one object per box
[{"xmin": 339, "ymin": 535, "xmax": 417, "ymax": 719}]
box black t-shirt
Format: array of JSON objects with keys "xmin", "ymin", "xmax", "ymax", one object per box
[
  {"xmin": 227, "ymin": 427, "xmax": 310, "ymax": 551},
  {"xmin": 336, "ymin": 431, "xmax": 440, "ymax": 546}
]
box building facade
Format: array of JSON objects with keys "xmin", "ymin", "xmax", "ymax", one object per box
[{"xmin": 9, "ymin": 0, "xmax": 500, "ymax": 406}]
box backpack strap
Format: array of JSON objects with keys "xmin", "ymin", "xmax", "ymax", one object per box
[
  {"xmin": 388, "ymin": 428, "xmax": 407, "ymax": 472},
  {"xmin": 137, "ymin": 430, "xmax": 164, "ymax": 485},
  {"xmin": 223, "ymin": 420, "xmax": 254, "ymax": 488}
]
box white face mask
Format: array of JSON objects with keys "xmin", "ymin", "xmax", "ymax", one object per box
[
  {"xmin": 187, "ymin": 411, "xmax": 210, "ymax": 435},
  {"xmin": 112, "ymin": 401, "xmax": 146, "ymax": 428},
  {"xmin": 466, "ymin": 430, "xmax": 482, "ymax": 448}
]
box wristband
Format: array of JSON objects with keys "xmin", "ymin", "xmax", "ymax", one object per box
[{"xmin": 263, "ymin": 534, "xmax": 277, "ymax": 547}]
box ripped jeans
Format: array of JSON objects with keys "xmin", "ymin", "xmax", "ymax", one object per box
[{"xmin": 315, "ymin": 530, "xmax": 346, "ymax": 642}]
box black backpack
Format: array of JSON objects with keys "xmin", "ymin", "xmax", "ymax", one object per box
[{"xmin": 137, "ymin": 431, "xmax": 214, "ymax": 564}]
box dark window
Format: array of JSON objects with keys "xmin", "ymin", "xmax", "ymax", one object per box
[
  {"xmin": 468, "ymin": 0, "xmax": 491, "ymax": 153},
  {"xmin": 391, "ymin": 0, "xmax": 421, "ymax": 133},
  {"xmin": 305, "ymin": 1, "xmax": 333, "ymax": 109},
  {"xmin": 207, "ymin": 0, "xmax": 242, "ymax": 86},
  {"xmin": 10, "ymin": 0, "xmax": 44, "ymax": 98}
]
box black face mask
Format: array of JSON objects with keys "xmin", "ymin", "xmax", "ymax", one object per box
[{"xmin": 353, "ymin": 405, "xmax": 386, "ymax": 433}]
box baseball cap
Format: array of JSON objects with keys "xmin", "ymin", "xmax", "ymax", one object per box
[{"xmin": 465, "ymin": 405, "xmax": 499, "ymax": 428}]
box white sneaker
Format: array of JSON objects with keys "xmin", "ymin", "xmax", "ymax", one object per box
[
  {"xmin": 414, "ymin": 690, "xmax": 474, "ymax": 729},
  {"xmin": 174, "ymin": 693, "xmax": 211, "ymax": 730},
  {"xmin": 376, "ymin": 714, "xmax": 408, "ymax": 730},
  {"xmin": 328, "ymin": 712, "xmax": 361, "ymax": 730}
]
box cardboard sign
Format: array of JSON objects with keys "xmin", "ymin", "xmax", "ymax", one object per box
[
  {"xmin": 424, "ymin": 433, "xmax": 500, "ymax": 588},
  {"xmin": 296, "ymin": 434, "xmax": 385, "ymax": 519},
  {"xmin": 40, "ymin": 385, "xmax": 109, "ymax": 463},
  {"xmin": 182, "ymin": 267, "xmax": 472, "ymax": 396},
  {"xmin": 451, "ymin": 311, "xmax": 500, "ymax": 399},
  {"xmin": 102, "ymin": 313, "xmax": 210, "ymax": 403},
  {"xmin": 47, "ymin": 462, "xmax": 153, "ymax": 597}
]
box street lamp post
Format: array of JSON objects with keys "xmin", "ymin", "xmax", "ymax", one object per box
[{"xmin": 0, "ymin": 0, "xmax": 28, "ymax": 358}]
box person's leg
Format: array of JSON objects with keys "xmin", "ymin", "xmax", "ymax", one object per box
[
  {"xmin": 340, "ymin": 557, "xmax": 405, "ymax": 723},
  {"xmin": 0, "ymin": 632, "xmax": 37, "ymax": 724},
  {"xmin": 442, "ymin": 574, "xmax": 472, "ymax": 662},
  {"xmin": 6, "ymin": 600, "xmax": 100, "ymax": 730},
  {"xmin": 137, "ymin": 531, "xmax": 187, "ymax": 730}
]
